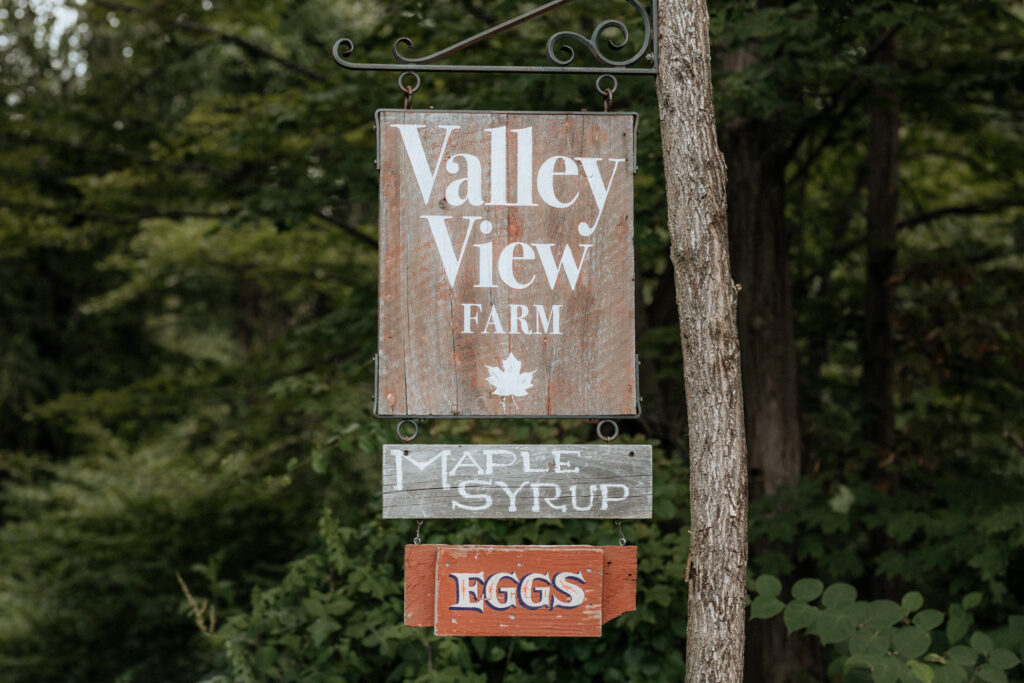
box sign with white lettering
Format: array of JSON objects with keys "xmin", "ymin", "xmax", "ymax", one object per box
[
  {"xmin": 376, "ymin": 109, "xmax": 638, "ymax": 417},
  {"xmin": 404, "ymin": 544, "xmax": 637, "ymax": 637},
  {"xmin": 382, "ymin": 443, "xmax": 652, "ymax": 519}
]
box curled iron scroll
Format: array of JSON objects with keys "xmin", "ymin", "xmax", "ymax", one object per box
[{"xmin": 545, "ymin": 0, "xmax": 652, "ymax": 68}]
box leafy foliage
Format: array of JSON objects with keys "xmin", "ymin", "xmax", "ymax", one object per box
[{"xmin": 751, "ymin": 577, "xmax": 1024, "ymax": 683}]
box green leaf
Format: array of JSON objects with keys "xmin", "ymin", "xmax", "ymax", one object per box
[
  {"xmin": 791, "ymin": 578, "xmax": 824, "ymax": 602},
  {"xmin": 866, "ymin": 600, "xmax": 906, "ymax": 630},
  {"xmin": 844, "ymin": 654, "xmax": 890, "ymax": 680},
  {"xmin": 873, "ymin": 659, "xmax": 902, "ymax": 683},
  {"xmin": 962, "ymin": 592, "xmax": 983, "ymax": 610},
  {"xmin": 816, "ymin": 611, "xmax": 858, "ymax": 645},
  {"xmin": 255, "ymin": 646, "xmax": 277, "ymax": 673},
  {"xmin": 970, "ymin": 631, "xmax": 993, "ymax": 656},
  {"xmin": 750, "ymin": 595, "xmax": 785, "ymax": 620},
  {"xmin": 822, "ymin": 583, "xmax": 858, "ymax": 609},
  {"xmin": 648, "ymin": 584, "xmax": 673, "ymax": 607},
  {"xmin": 945, "ymin": 645, "xmax": 978, "ymax": 667},
  {"xmin": 829, "ymin": 484, "xmax": 856, "ymax": 513},
  {"xmin": 308, "ymin": 616, "xmax": 341, "ymax": 646},
  {"xmin": 946, "ymin": 605, "xmax": 969, "ymax": 644},
  {"xmin": 784, "ymin": 600, "xmax": 819, "ymax": 635},
  {"xmin": 934, "ymin": 663, "xmax": 969, "ymax": 683},
  {"xmin": 849, "ymin": 628, "xmax": 891, "ymax": 656},
  {"xmin": 907, "ymin": 660, "xmax": 935, "ymax": 683},
  {"xmin": 913, "ymin": 610, "xmax": 945, "ymax": 631},
  {"xmin": 977, "ymin": 664, "xmax": 1007, "ymax": 683},
  {"xmin": 988, "ymin": 648, "xmax": 1020, "ymax": 670},
  {"xmin": 654, "ymin": 496, "xmax": 676, "ymax": 519},
  {"xmin": 302, "ymin": 596, "xmax": 327, "ymax": 618},
  {"xmin": 893, "ymin": 626, "xmax": 932, "ymax": 659},
  {"xmin": 311, "ymin": 445, "xmax": 329, "ymax": 474},
  {"xmin": 755, "ymin": 574, "xmax": 783, "ymax": 599},
  {"xmin": 902, "ymin": 591, "xmax": 925, "ymax": 615}
]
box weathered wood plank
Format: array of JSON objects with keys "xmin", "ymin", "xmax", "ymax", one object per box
[
  {"xmin": 376, "ymin": 109, "xmax": 638, "ymax": 418},
  {"xmin": 434, "ymin": 545, "xmax": 603, "ymax": 637},
  {"xmin": 382, "ymin": 443, "xmax": 653, "ymax": 519}
]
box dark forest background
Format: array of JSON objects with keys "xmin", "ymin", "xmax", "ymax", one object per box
[{"xmin": 1, "ymin": 1, "xmax": 1022, "ymax": 681}]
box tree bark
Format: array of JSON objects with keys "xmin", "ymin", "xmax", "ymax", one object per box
[
  {"xmin": 863, "ymin": 36, "xmax": 899, "ymax": 462},
  {"xmin": 656, "ymin": 2, "xmax": 749, "ymax": 681}
]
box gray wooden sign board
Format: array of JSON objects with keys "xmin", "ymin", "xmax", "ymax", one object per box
[
  {"xmin": 382, "ymin": 443, "xmax": 652, "ymax": 519},
  {"xmin": 375, "ymin": 109, "xmax": 639, "ymax": 418}
]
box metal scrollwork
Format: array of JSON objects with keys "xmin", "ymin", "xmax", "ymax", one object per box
[
  {"xmin": 332, "ymin": 0, "xmax": 657, "ymax": 76},
  {"xmin": 546, "ymin": 0, "xmax": 651, "ymax": 68}
]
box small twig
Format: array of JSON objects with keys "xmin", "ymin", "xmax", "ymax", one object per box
[{"xmin": 176, "ymin": 572, "xmax": 217, "ymax": 634}]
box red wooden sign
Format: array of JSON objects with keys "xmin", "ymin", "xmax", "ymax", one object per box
[{"xmin": 404, "ymin": 544, "xmax": 637, "ymax": 637}]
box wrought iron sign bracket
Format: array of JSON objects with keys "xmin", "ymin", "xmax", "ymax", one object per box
[{"xmin": 332, "ymin": 0, "xmax": 658, "ymax": 78}]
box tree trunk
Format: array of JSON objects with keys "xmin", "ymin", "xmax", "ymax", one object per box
[
  {"xmin": 718, "ymin": 25, "xmax": 807, "ymax": 683},
  {"xmin": 656, "ymin": 2, "xmax": 749, "ymax": 681},
  {"xmin": 721, "ymin": 124, "xmax": 802, "ymax": 499},
  {"xmin": 863, "ymin": 36, "xmax": 899, "ymax": 464},
  {"xmin": 723, "ymin": 121, "xmax": 815, "ymax": 683}
]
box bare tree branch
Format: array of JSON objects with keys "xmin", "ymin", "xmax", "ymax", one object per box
[
  {"xmin": 897, "ymin": 199, "xmax": 1023, "ymax": 229},
  {"xmin": 310, "ymin": 213, "xmax": 378, "ymax": 250}
]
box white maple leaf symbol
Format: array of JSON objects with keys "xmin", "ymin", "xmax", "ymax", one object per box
[{"xmin": 485, "ymin": 352, "xmax": 535, "ymax": 397}]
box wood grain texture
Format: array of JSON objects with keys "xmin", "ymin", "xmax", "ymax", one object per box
[
  {"xmin": 435, "ymin": 546, "xmax": 603, "ymax": 637},
  {"xmin": 601, "ymin": 545, "xmax": 638, "ymax": 621},
  {"xmin": 657, "ymin": 1, "xmax": 750, "ymax": 680},
  {"xmin": 403, "ymin": 544, "xmax": 637, "ymax": 630},
  {"xmin": 376, "ymin": 110, "xmax": 637, "ymax": 418},
  {"xmin": 382, "ymin": 444, "xmax": 652, "ymax": 519},
  {"xmin": 404, "ymin": 544, "xmax": 438, "ymax": 627}
]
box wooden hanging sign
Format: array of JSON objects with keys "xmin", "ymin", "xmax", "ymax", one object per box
[
  {"xmin": 404, "ymin": 544, "xmax": 637, "ymax": 637},
  {"xmin": 382, "ymin": 443, "xmax": 653, "ymax": 519},
  {"xmin": 376, "ymin": 109, "xmax": 639, "ymax": 418}
]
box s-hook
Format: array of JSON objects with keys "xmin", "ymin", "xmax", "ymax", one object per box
[
  {"xmin": 615, "ymin": 520, "xmax": 627, "ymax": 546},
  {"xmin": 413, "ymin": 520, "xmax": 424, "ymax": 545},
  {"xmin": 399, "ymin": 71, "xmax": 421, "ymax": 109},
  {"xmin": 596, "ymin": 74, "xmax": 617, "ymax": 111}
]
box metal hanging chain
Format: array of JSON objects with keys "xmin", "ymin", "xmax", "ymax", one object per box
[
  {"xmin": 397, "ymin": 418, "xmax": 419, "ymax": 442},
  {"xmin": 596, "ymin": 74, "xmax": 617, "ymax": 111},
  {"xmin": 333, "ymin": 0, "xmax": 658, "ymax": 77},
  {"xmin": 615, "ymin": 520, "xmax": 627, "ymax": 546},
  {"xmin": 398, "ymin": 71, "xmax": 421, "ymax": 109},
  {"xmin": 596, "ymin": 419, "xmax": 619, "ymax": 442},
  {"xmin": 413, "ymin": 520, "xmax": 424, "ymax": 545}
]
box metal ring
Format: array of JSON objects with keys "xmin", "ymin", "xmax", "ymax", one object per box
[
  {"xmin": 398, "ymin": 71, "xmax": 421, "ymax": 95},
  {"xmin": 413, "ymin": 520, "xmax": 423, "ymax": 545},
  {"xmin": 615, "ymin": 520, "xmax": 627, "ymax": 546},
  {"xmin": 596, "ymin": 419, "xmax": 619, "ymax": 442},
  {"xmin": 397, "ymin": 419, "xmax": 419, "ymax": 442},
  {"xmin": 595, "ymin": 74, "xmax": 618, "ymax": 98}
]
